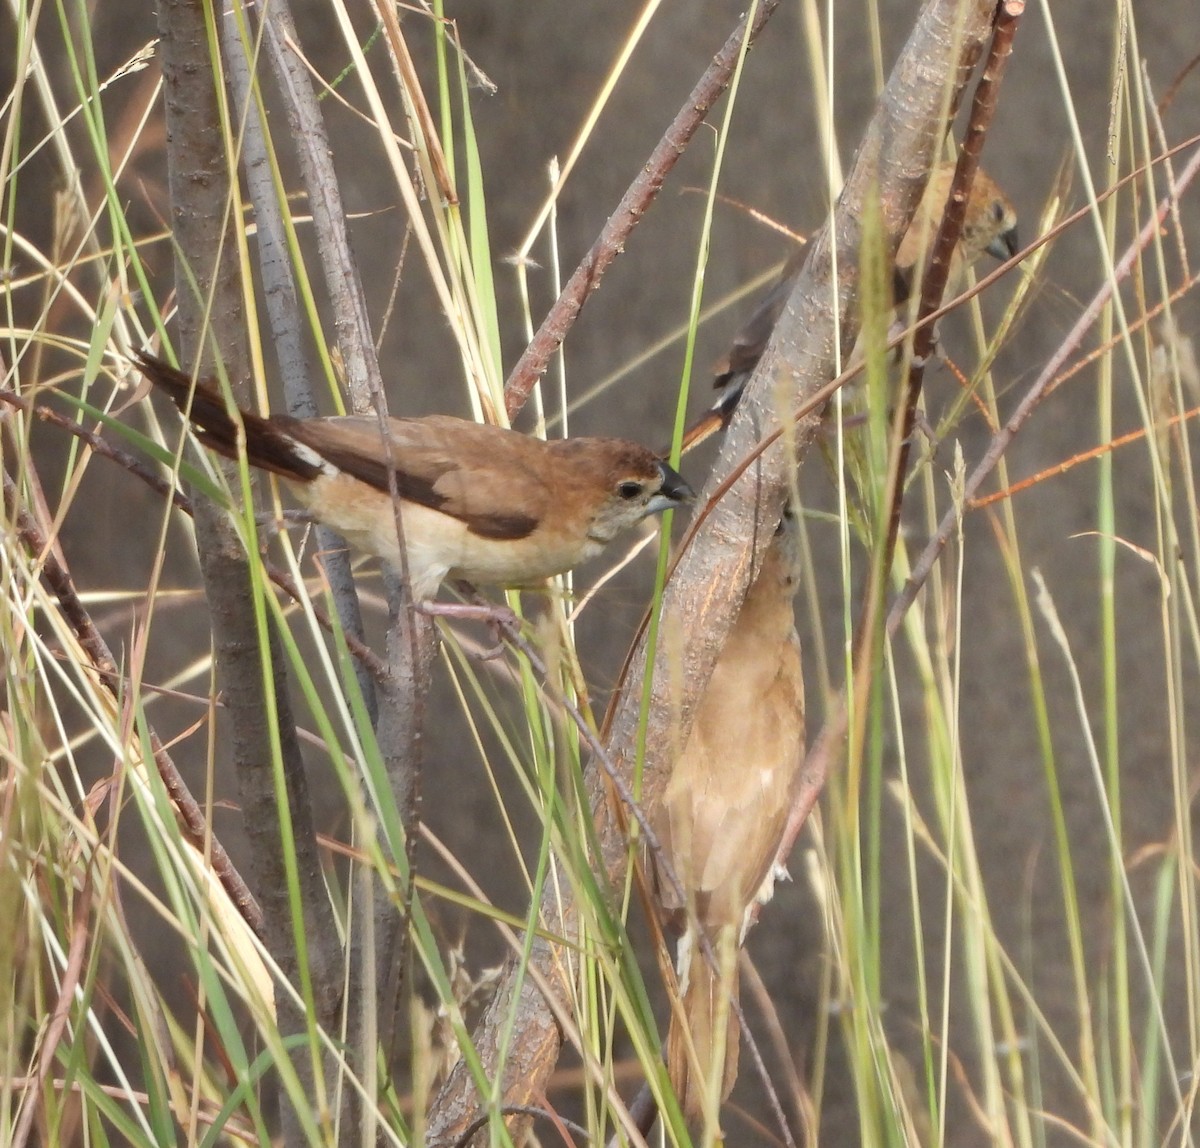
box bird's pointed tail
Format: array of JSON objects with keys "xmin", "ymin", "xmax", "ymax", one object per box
[
  {"xmin": 134, "ymin": 351, "xmax": 322, "ymax": 482},
  {"xmin": 666, "ymin": 943, "xmax": 741, "ymax": 1125}
]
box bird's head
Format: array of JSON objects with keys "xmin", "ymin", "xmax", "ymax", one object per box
[
  {"xmin": 569, "ymin": 441, "xmax": 693, "ymax": 545},
  {"xmin": 771, "ymin": 503, "xmax": 804, "ymax": 590},
  {"xmin": 963, "ymin": 169, "xmax": 1019, "ymax": 264}
]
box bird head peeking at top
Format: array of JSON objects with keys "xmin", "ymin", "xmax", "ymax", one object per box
[{"xmin": 135, "ymin": 352, "xmax": 692, "ymax": 602}]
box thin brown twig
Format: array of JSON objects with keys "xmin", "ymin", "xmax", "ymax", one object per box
[
  {"xmin": 1157, "ymin": 48, "xmax": 1200, "ymax": 117},
  {"xmin": 939, "ymin": 348, "xmax": 1001, "ymax": 430},
  {"xmin": 0, "ymin": 386, "xmax": 188, "ymax": 510},
  {"xmin": 969, "ymin": 405, "xmax": 1200, "ymax": 510},
  {"xmin": 502, "ymin": 0, "xmax": 782, "ymax": 419},
  {"xmin": 1045, "ymin": 260, "xmax": 1200, "ymax": 399},
  {"xmin": 267, "ymin": 561, "xmax": 389, "ymax": 684}
]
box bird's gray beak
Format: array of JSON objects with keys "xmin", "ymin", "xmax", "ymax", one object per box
[
  {"xmin": 987, "ymin": 226, "xmax": 1019, "ymax": 262},
  {"xmin": 646, "ymin": 460, "xmax": 694, "ymax": 515}
]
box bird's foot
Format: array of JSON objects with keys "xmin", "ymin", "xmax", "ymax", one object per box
[
  {"xmin": 418, "ymin": 598, "xmax": 521, "ymax": 659},
  {"xmin": 253, "ymin": 508, "xmax": 316, "ymax": 536},
  {"xmin": 911, "ymin": 408, "xmax": 939, "ymax": 448}
]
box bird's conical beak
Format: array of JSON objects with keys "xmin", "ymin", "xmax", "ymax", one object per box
[
  {"xmin": 647, "ymin": 460, "xmax": 694, "ymax": 515},
  {"xmin": 987, "ymin": 226, "xmax": 1019, "ymax": 262}
]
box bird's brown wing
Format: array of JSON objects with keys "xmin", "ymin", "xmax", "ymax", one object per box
[
  {"xmin": 711, "ymin": 247, "xmax": 806, "ymax": 392},
  {"xmin": 282, "ymin": 414, "xmax": 547, "ymax": 541}
]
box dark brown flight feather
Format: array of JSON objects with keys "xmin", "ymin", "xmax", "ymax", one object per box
[
  {"xmin": 133, "ymin": 352, "xmax": 323, "ymax": 481},
  {"xmin": 137, "ymin": 352, "xmax": 542, "ymax": 541}
]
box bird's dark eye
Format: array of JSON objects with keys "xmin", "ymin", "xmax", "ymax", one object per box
[
  {"xmin": 991, "ymin": 200, "xmax": 1007, "ymax": 222},
  {"xmin": 617, "ymin": 480, "xmax": 645, "ymax": 500}
]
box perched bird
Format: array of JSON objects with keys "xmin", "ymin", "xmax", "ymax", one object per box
[
  {"xmin": 135, "ymin": 352, "xmax": 692, "ymax": 601},
  {"xmin": 651, "ymin": 507, "xmax": 806, "ymax": 1123},
  {"xmin": 685, "ymin": 163, "xmax": 1018, "ymax": 447},
  {"xmin": 888, "ymin": 163, "xmax": 1019, "ymax": 310}
]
